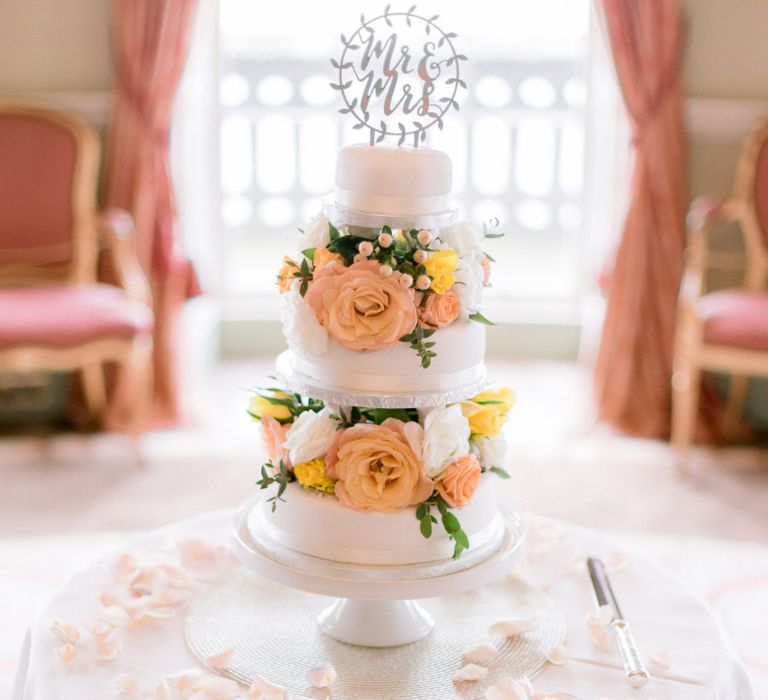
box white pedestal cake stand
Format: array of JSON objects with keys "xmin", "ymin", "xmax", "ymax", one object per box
[{"xmin": 232, "ymin": 496, "xmax": 526, "ymax": 648}]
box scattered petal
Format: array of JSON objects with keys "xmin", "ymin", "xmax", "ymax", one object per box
[
  {"xmin": 169, "ymin": 670, "xmax": 203, "ymax": 692},
  {"xmin": 607, "ymin": 551, "xmax": 634, "ymax": 572},
  {"xmin": 248, "ymin": 674, "xmax": 311, "ymax": 699},
  {"xmin": 51, "ymin": 620, "xmax": 80, "ymax": 645},
  {"xmin": 646, "ymin": 646, "xmax": 672, "ymax": 669},
  {"xmin": 116, "ymin": 673, "xmax": 138, "ymax": 694},
  {"xmin": 193, "ymin": 674, "xmax": 242, "ymax": 699},
  {"xmin": 308, "ymin": 662, "xmax": 337, "ymax": 688},
  {"xmin": 588, "ymin": 626, "xmax": 612, "ymax": 652},
  {"xmin": 115, "ymin": 553, "xmax": 138, "ymax": 582},
  {"xmin": 545, "ymin": 644, "xmax": 570, "ymax": 665},
  {"xmin": 462, "ymin": 642, "xmax": 498, "ymax": 665},
  {"xmin": 489, "ymin": 616, "xmax": 538, "ymax": 637},
  {"xmin": 56, "ymin": 643, "xmax": 77, "ymax": 665},
  {"xmin": 585, "ymin": 604, "xmax": 613, "ymax": 629},
  {"xmin": 154, "ymin": 681, "xmax": 172, "ymax": 700},
  {"xmin": 485, "ymin": 676, "xmax": 535, "ymax": 700},
  {"xmin": 452, "ymin": 664, "xmax": 489, "ymax": 682},
  {"xmin": 205, "ymin": 647, "xmax": 235, "ymax": 671},
  {"xmin": 100, "ymin": 591, "xmax": 119, "ymax": 606}
]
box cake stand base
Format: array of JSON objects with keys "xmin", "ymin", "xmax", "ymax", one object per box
[{"xmin": 317, "ymin": 598, "xmax": 434, "ymax": 647}]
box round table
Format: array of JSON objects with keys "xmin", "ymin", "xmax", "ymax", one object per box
[{"xmin": 12, "ymin": 510, "xmax": 753, "ymax": 700}]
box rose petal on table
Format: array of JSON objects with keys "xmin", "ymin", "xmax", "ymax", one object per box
[
  {"xmin": 588, "ymin": 626, "xmax": 611, "ymax": 652},
  {"xmin": 462, "ymin": 642, "xmax": 498, "ymax": 665},
  {"xmin": 607, "ymin": 551, "xmax": 634, "ymax": 572},
  {"xmin": 115, "ymin": 673, "xmax": 138, "ymax": 694},
  {"xmin": 308, "ymin": 662, "xmax": 337, "ymax": 688},
  {"xmin": 489, "ymin": 616, "xmax": 538, "ymax": 637},
  {"xmin": 193, "ymin": 673, "xmax": 242, "ymax": 699},
  {"xmin": 205, "ymin": 647, "xmax": 235, "ymax": 671},
  {"xmin": 56, "ymin": 643, "xmax": 77, "ymax": 665},
  {"xmin": 452, "ymin": 663, "xmax": 489, "ymax": 682},
  {"xmin": 100, "ymin": 590, "xmax": 119, "ymax": 607},
  {"xmin": 585, "ymin": 604, "xmax": 613, "ymax": 629},
  {"xmin": 97, "ymin": 606, "xmax": 129, "ymax": 628},
  {"xmin": 646, "ymin": 646, "xmax": 672, "ymax": 669},
  {"xmin": 153, "ymin": 680, "xmax": 172, "ymax": 700},
  {"xmin": 545, "ymin": 644, "xmax": 570, "ymax": 665},
  {"xmin": 248, "ymin": 674, "xmax": 312, "ymax": 699},
  {"xmin": 115, "ymin": 553, "xmax": 138, "ymax": 582},
  {"xmin": 51, "ymin": 620, "xmax": 80, "ymax": 645},
  {"xmin": 485, "ymin": 676, "xmax": 535, "ymax": 700},
  {"xmin": 169, "ymin": 669, "xmax": 205, "ymax": 692}
]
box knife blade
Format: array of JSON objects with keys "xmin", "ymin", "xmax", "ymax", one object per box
[{"xmin": 587, "ymin": 556, "xmax": 650, "ymax": 688}]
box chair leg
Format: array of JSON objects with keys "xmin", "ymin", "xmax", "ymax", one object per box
[
  {"xmin": 722, "ymin": 374, "xmax": 748, "ymax": 440},
  {"xmin": 671, "ymin": 359, "xmax": 701, "ymax": 474},
  {"xmin": 81, "ymin": 362, "xmax": 107, "ymax": 426},
  {"xmin": 128, "ymin": 335, "xmax": 153, "ymax": 467}
]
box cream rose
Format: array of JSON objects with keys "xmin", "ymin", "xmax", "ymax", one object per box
[
  {"xmin": 283, "ymin": 408, "xmax": 339, "ymax": 465},
  {"xmin": 325, "ymin": 419, "xmax": 433, "ymax": 512},
  {"xmin": 421, "ymin": 405, "xmax": 470, "ymax": 478},
  {"xmin": 472, "ymin": 433, "xmax": 508, "ymax": 471},
  {"xmin": 436, "ymin": 453, "xmax": 481, "ymax": 508},
  {"xmin": 437, "ymin": 223, "xmax": 485, "ymax": 318},
  {"xmin": 418, "ymin": 289, "xmax": 461, "ymax": 329},
  {"xmin": 304, "ymin": 260, "xmax": 418, "ymax": 351},
  {"xmin": 282, "ymin": 284, "xmax": 329, "ymax": 356},
  {"xmin": 302, "ymin": 213, "xmax": 331, "ymax": 248}
]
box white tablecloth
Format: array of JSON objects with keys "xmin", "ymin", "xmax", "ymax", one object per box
[{"xmin": 12, "ymin": 510, "xmax": 753, "ymax": 699}]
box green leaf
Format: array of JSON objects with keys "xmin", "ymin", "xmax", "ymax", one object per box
[
  {"xmin": 302, "ymin": 247, "xmax": 316, "ymax": 262},
  {"xmin": 367, "ymin": 408, "xmax": 412, "ymax": 424},
  {"xmin": 300, "ymin": 280, "xmax": 308, "ymax": 297},
  {"xmin": 329, "ymin": 222, "xmax": 340, "ymax": 242},
  {"xmin": 468, "ymin": 311, "xmax": 496, "ymax": 326},
  {"xmin": 490, "ymin": 466, "xmax": 511, "ymax": 479},
  {"xmin": 416, "ymin": 503, "xmax": 428, "ymax": 520},
  {"xmin": 483, "ymin": 251, "xmax": 496, "ymax": 262},
  {"xmin": 441, "ymin": 511, "xmax": 461, "ymax": 534},
  {"xmin": 484, "ymin": 232, "xmax": 505, "ymax": 239},
  {"xmin": 454, "ymin": 529, "xmax": 470, "ymax": 549},
  {"xmin": 420, "ymin": 515, "xmax": 433, "ymax": 538}
]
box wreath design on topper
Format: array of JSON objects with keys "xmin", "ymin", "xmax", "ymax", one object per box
[{"xmin": 330, "ymin": 4, "xmax": 468, "ymax": 147}]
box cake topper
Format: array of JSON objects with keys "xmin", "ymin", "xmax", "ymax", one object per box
[{"xmin": 330, "ymin": 5, "xmax": 468, "ymax": 147}]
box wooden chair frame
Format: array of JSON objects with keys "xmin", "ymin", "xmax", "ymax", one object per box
[
  {"xmin": 671, "ymin": 117, "xmax": 768, "ymax": 467},
  {"xmin": 0, "ymin": 100, "xmax": 153, "ymax": 438}
]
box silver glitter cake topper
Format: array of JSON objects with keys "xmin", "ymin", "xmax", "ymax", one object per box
[{"xmin": 330, "ymin": 5, "xmax": 468, "ymax": 147}]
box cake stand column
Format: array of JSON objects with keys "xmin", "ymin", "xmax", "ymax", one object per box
[{"xmin": 317, "ymin": 598, "xmax": 434, "ymax": 647}]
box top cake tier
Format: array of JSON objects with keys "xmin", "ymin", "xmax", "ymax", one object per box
[{"xmin": 276, "ymin": 144, "xmax": 496, "ymax": 407}]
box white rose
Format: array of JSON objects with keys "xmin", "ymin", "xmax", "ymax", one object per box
[
  {"xmin": 282, "ymin": 284, "xmax": 329, "ymax": 356},
  {"xmin": 437, "ymin": 222, "xmax": 482, "ymax": 258},
  {"xmin": 283, "ymin": 408, "xmax": 339, "ymax": 464},
  {"xmin": 472, "ymin": 433, "xmax": 508, "ymax": 471},
  {"xmin": 421, "ymin": 405, "xmax": 470, "ymax": 478},
  {"xmin": 302, "ymin": 213, "xmax": 331, "ymax": 249},
  {"xmin": 454, "ymin": 254, "xmax": 484, "ymax": 318}
]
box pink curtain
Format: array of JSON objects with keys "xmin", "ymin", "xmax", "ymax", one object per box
[
  {"xmin": 104, "ymin": 0, "xmax": 201, "ymax": 428},
  {"xmin": 594, "ymin": 0, "xmax": 686, "ymax": 437}
]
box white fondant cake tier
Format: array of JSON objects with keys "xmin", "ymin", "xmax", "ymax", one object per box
[
  {"xmin": 334, "ymin": 144, "xmax": 453, "ymax": 217},
  {"xmin": 280, "ymin": 320, "xmax": 486, "ymax": 400},
  {"xmin": 250, "ymin": 475, "xmax": 501, "ymax": 566}
]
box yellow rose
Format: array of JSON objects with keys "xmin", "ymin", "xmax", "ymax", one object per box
[
  {"xmin": 294, "ymin": 458, "xmax": 335, "ymax": 494},
  {"xmin": 277, "ymin": 256, "xmax": 300, "ymax": 293},
  {"xmin": 313, "ymin": 247, "xmax": 344, "ymax": 270},
  {"xmin": 423, "ymin": 249, "xmax": 458, "ymax": 294},
  {"xmin": 461, "ymin": 387, "xmax": 515, "ymax": 437},
  {"xmin": 470, "ymin": 387, "xmax": 515, "ymax": 415},
  {"xmin": 249, "ymin": 392, "xmax": 293, "ymax": 422}
]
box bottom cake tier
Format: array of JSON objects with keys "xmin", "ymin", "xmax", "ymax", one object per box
[{"xmin": 249, "ymin": 475, "xmax": 503, "ymax": 566}]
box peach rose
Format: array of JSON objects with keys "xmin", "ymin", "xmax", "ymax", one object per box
[
  {"xmin": 277, "ymin": 257, "xmax": 299, "ymax": 294},
  {"xmin": 304, "ymin": 260, "xmax": 418, "ymax": 351},
  {"xmin": 325, "ymin": 419, "xmax": 434, "ymax": 512},
  {"xmin": 313, "ymin": 247, "xmax": 344, "ymax": 271},
  {"xmin": 261, "ymin": 416, "xmax": 292, "ymax": 469},
  {"xmin": 419, "ymin": 289, "xmax": 461, "ymax": 329},
  {"xmin": 436, "ymin": 453, "xmax": 481, "ymax": 508}
]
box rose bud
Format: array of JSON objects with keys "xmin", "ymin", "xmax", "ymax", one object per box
[{"xmin": 416, "ymin": 275, "xmax": 431, "ymax": 290}]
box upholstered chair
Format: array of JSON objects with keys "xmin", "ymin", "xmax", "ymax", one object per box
[
  {"xmin": 672, "ymin": 117, "xmax": 768, "ymax": 467},
  {"xmin": 0, "ymin": 100, "xmax": 153, "ymax": 437}
]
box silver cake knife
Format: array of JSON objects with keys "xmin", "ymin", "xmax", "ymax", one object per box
[{"xmin": 587, "ymin": 556, "xmax": 650, "ymax": 688}]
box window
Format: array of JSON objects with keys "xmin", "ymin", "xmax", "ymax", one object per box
[{"xmin": 214, "ymin": 0, "xmax": 591, "ymax": 309}]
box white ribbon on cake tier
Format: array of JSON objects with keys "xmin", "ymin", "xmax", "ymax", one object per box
[
  {"xmin": 290, "ymin": 353, "xmax": 486, "ymax": 396},
  {"xmin": 323, "ymin": 195, "xmax": 458, "ymax": 230},
  {"xmin": 332, "ymin": 187, "xmax": 453, "ymax": 217}
]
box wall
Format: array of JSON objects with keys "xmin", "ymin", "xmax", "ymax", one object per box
[{"xmin": 0, "ymin": 0, "xmax": 112, "ymax": 94}]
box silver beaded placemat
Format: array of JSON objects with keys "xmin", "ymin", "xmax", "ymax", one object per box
[{"xmin": 186, "ymin": 568, "xmax": 566, "ymax": 699}]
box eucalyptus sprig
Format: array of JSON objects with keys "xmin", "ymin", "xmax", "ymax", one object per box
[
  {"xmin": 400, "ymin": 326, "xmax": 437, "ymax": 368},
  {"xmin": 256, "ymin": 460, "xmax": 295, "ymax": 512},
  {"xmin": 416, "ymin": 494, "xmax": 470, "ymax": 559}
]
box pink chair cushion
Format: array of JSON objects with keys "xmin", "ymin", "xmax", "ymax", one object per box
[
  {"xmin": 0, "ymin": 284, "xmax": 153, "ymax": 350},
  {"xmin": 0, "ymin": 115, "xmax": 77, "ymax": 264},
  {"xmin": 698, "ymin": 289, "xmax": 768, "ymax": 351}
]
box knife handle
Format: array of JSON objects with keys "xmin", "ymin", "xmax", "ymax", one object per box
[{"xmin": 612, "ymin": 619, "xmax": 650, "ymax": 688}]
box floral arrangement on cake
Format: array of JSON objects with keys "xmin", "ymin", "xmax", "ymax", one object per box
[
  {"xmin": 278, "ymin": 214, "xmax": 502, "ymax": 368},
  {"xmin": 249, "ymin": 385, "xmax": 514, "ymax": 558}
]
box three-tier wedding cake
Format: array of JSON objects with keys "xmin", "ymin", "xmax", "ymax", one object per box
[{"xmin": 247, "ymin": 143, "xmax": 513, "ymax": 567}]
